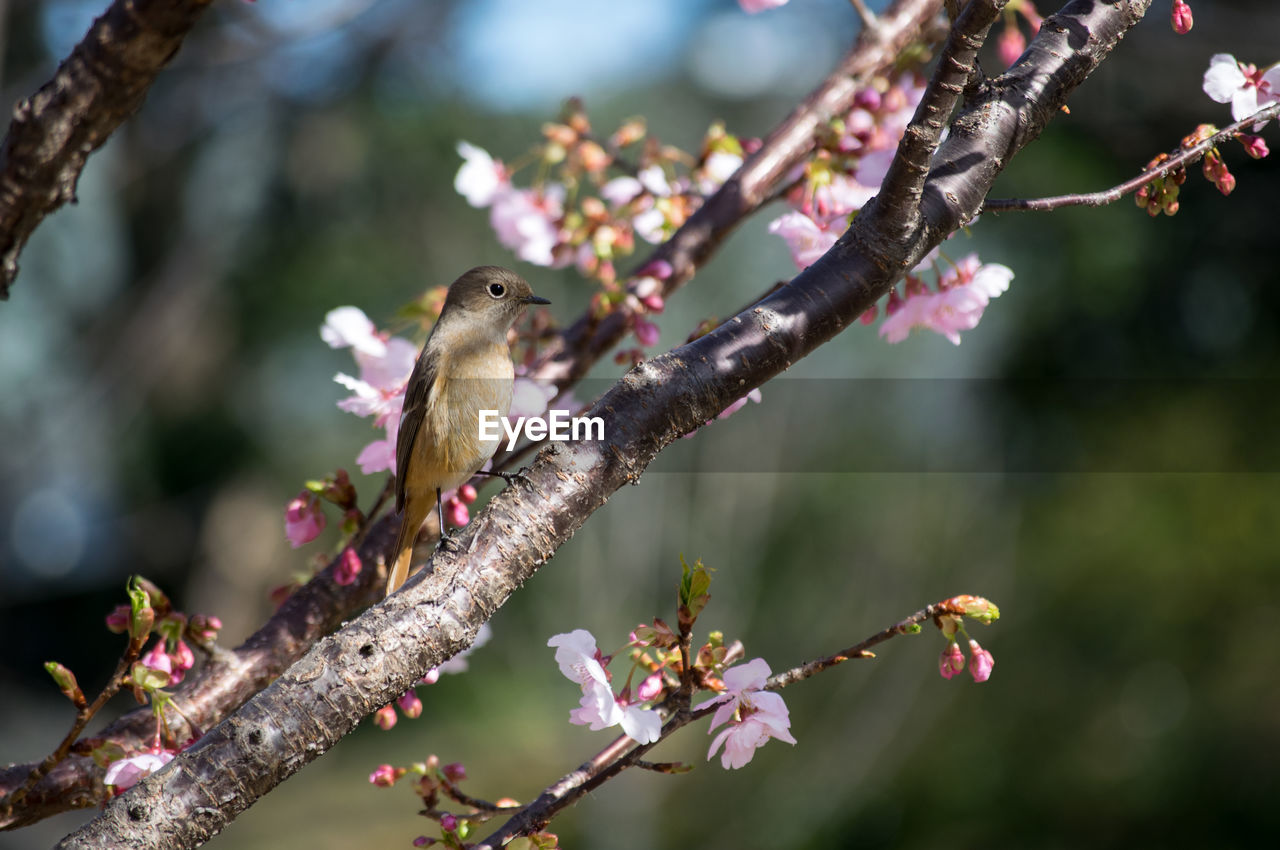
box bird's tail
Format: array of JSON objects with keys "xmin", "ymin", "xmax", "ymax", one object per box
[{"xmin": 387, "ymin": 497, "xmax": 431, "ymax": 597}]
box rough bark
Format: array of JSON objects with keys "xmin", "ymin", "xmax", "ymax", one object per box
[
  {"xmin": 0, "ymin": 0, "xmax": 213, "ymax": 298},
  {"xmin": 0, "ymin": 0, "xmax": 944, "ymax": 829},
  {"xmin": 56, "ymin": 2, "xmax": 1155, "ymax": 847}
]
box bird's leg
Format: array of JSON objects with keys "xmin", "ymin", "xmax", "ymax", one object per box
[
  {"xmin": 435, "ymin": 487, "xmax": 460, "ymax": 552},
  {"xmin": 473, "ymin": 468, "xmax": 531, "ymax": 487}
]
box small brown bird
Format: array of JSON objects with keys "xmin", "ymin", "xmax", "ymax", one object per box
[{"xmin": 386, "ymin": 266, "xmax": 549, "ymax": 596}]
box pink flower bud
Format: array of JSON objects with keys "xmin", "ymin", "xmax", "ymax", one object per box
[
  {"xmin": 421, "ymin": 669, "xmax": 441, "ymax": 686},
  {"xmin": 413, "ymin": 838, "xmax": 435, "ymax": 847},
  {"xmin": 443, "ymin": 497, "xmax": 469, "ymax": 529},
  {"xmin": 369, "ymin": 764, "xmax": 398, "ymax": 787},
  {"xmin": 440, "ymin": 814, "xmax": 459, "ymax": 832},
  {"xmin": 859, "ymin": 305, "xmax": 877, "ymax": 325},
  {"xmin": 997, "ymin": 25, "xmax": 1026, "ymax": 69},
  {"xmin": 634, "ymin": 317, "xmax": 661, "ymax": 348},
  {"xmin": 939, "ymin": 641, "xmax": 966, "ymax": 679},
  {"xmin": 458, "ymin": 484, "xmax": 478, "ymax": 504},
  {"xmin": 105, "ymin": 604, "xmax": 131, "ymax": 634},
  {"xmin": 634, "ymin": 258, "xmax": 674, "ymax": 281},
  {"xmin": 1171, "ymin": 0, "xmax": 1193, "ymax": 34},
  {"xmin": 853, "ymin": 87, "xmax": 881, "ymax": 111},
  {"xmin": 636, "ymin": 672, "xmax": 664, "ymax": 702},
  {"xmin": 334, "ymin": 547, "xmax": 362, "ymax": 586},
  {"xmin": 397, "ymin": 689, "xmax": 423, "ymax": 719},
  {"xmin": 968, "ymin": 639, "xmax": 995, "ymax": 682},
  {"xmin": 284, "ymin": 491, "xmax": 325, "ymax": 548},
  {"xmin": 167, "ymin": 639, "xmax": 195, "ymax": 685},
  {"xmin": 442, "ymin": 762, "xmax": 467, "ymax": 782},
  {"xmin": 187, "ymin": 614, "xmax": 222, "ymax": 643},
  {"xmin": 374, "ymin": 704, "xmax": 398, "ymax": 730},
  {"xmin": 1239, "ymin": 134, "xmax": 1269, "ymax": 160}
]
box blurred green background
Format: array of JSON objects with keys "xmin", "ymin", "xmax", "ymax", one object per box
[{"xmin": 2, "ymin": 0, "xmax": 1278, "ymax": 848}]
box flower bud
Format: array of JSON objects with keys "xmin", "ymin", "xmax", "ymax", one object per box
[
  {"xmin": 938, "ymin": 641, "xmax": 965, "ymax": 679},
  {"xmin": 373, "ymin": 704, "xmax": 398, "ymax": 731},
  {"xmin": 1171, "ymin": 0, "xmax": 1193, "ymax": 34},
  {"xmin": 45, "ymin": 662, "xmax": 86, "ymax": 707},
  {"xmin": 968, "ymin": 639, "xmax": 995, "ymax": 682}
]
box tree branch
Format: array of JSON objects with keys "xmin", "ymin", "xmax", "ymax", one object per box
[
  {"xmin": 876, "ymin": 0, "xmax": 1006, "ymax": 239},
  {"xmin": 0, "ymin": 517, "xmax": 395, "ymax": 831},
  {"xmin": 0, "ymin": 1, "xmax": 945, "ymax": 830},
  {"xmin": 474, "ymin": 602, "xmax": 944, "ymax": 849},
  {"xmin": 983, "ymin": 102, "xmax": 1280, "ymax": 211},
  {"xmin": 0, "ymin": 0, "xmax": 215, "ymax": 299},
  {"xmin": 54, "ymin": 4, "xmax": 1153, "ymax": 847},
  {"xmin": 530, "ymin": 0, "xmax": 947, "ymax": 388}
]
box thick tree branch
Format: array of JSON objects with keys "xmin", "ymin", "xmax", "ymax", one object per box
[
  {"xmin": 983, "ymin": 101, "xmax": 1280, "ymax": 211},
  {"xmin": 875, "ymin": 0, "xmax": 1005, "ymax": 238},
  {"xmin": 55, "ymin": 4, "xmax": 1153, "ymax": 848},
  {"xmin": 0, "ymin": 0, "xmax": 213, "ymax": 299},
  {"xmin": 0, "ymin": 1, "xmax": 945, "ymax": 830},
  {"xmin": 0, "ymin": 518, "xmax": 395, "ymax": 830}
]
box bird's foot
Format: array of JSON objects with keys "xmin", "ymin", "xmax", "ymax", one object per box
[{"xmin": 474, "ymin": 468, "xmax": 531, "ymax": 487}]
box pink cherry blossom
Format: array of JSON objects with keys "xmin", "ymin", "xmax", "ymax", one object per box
[
  {"xmin": 454, "ymin": 141, "xmax": 507, "ymax": 208},
  {"xmin": 718, "ymin": 388, "xmax": 762, "ymax": 421},
  {"xmin": 767, "ymin": 210, "xmax": 839, "ymax": 269},
  {"xmin": 632, "ymin": 205, "xmax": 667, "ymax": 244},
  {"xmin": 1203, "ymin": 54, "xmax": 1280, "ymax": 126},
  {"xmin": 509, "ymin": 377, "xmax": 557, "ymax": 421},
  {"xmin": 321, "ymin": 306, "xmax": 387, "ymax": 358},
  {"xmin": 548, "ymin": 629, "xmax": 609, "ymax": 685},
  {"xmin": 324, "ymin": 310, "xmax": 416, "ymax": 474},
  {"xmin": 549, "ymin": 629, "xmax": 661, "ymax": 743},
  {"xmin": 637, "ymin": 164, "xmax": 673, "ymax": 197},
  {"xmin": 168, "ymin": 639, "xmax": 194, "ymax": 685},
  {"xmin": 968, "ymin": 639, "xmax": 995, "ymax": 683},
  {"xmin": 707, "ymin": 710, "xmax": 797, "ymax": 769},
  {"xmin": 139, "ymin": 641, "xmax": 173, "ymax": 680},
  {"xmin": 490, "ymin": 185, "xmax": 564, "ymax": 266},
  {"xmin": 879, "ymin": 256, "xmax": 1013, "ymax": 345},
  {"xmin": 601, "ymin": 176, "xmax": 643, "ymax": 206},
  {"xmin": 738, "ymin": 0, "xmax": 789, "ymax": 13},
  {"xmin": 697, "ymin": 659, "xmax": 796, "ymax": 769},
  {"xmin": 569, "ymin": 678, "xmax": 662, "ymax": 743},
  {"xmin": 698, "ymin": 151, "xmax": 743, "ymax": 194},
  {"xmin": 284, "ymin": 491, "xmax": 325, "ymax": 547},
  {"xmin": 104, "ymin": 750, "xmax": 175, "ymax": 791}
]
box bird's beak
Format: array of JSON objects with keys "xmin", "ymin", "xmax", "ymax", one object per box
[{"xmin": 522, "ymin": 295, "xmax": 551, "ymax": 305}]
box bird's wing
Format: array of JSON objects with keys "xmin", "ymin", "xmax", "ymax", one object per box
[{"xmin": 395, "ymin": 338, "xmax": 441, "ymax": 513}]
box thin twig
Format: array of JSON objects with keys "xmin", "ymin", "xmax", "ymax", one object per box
[
  {"xmin": 850, "ymin": 0, "xmax": 879, "ymax": 29},
  {"xmin": 982, "ymin": 102, "xmax": 1280, "ymax": 212},
  {"xmin": 1, "ymin": 633, "xmax": 146, "ymax": 816},
  {"xmin": 474, "ymin": 600, "xmax": 945, "ymax": 849}
]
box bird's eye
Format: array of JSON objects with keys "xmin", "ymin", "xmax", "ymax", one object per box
[{"xmin": 488, "ymin": 282, "xmax": 506, "ymax": 298}]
